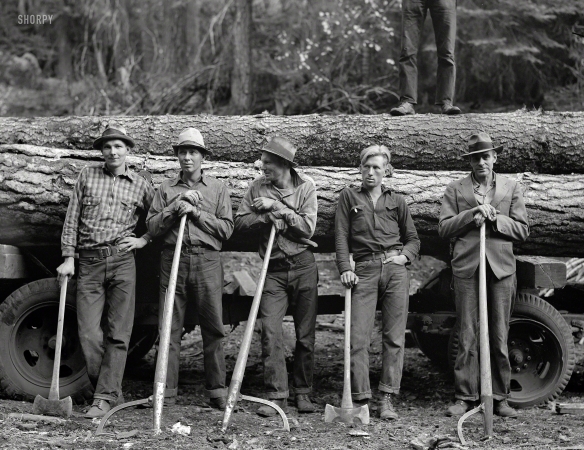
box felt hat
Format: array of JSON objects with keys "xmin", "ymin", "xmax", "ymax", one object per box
[
  {"xmin": 93, "ymin": 125, "xmax": 135, "ymax": 149},
  {"xmin": 461, "ymin": 132, "xmax": 503, "ymax": 156},
  {"xmin": 261, "ymin": 137, "xmax": 298, "ymax": 167},
  {"xmin": 172, "ymin": 128, "xmax": 211, "ymax": 154}
]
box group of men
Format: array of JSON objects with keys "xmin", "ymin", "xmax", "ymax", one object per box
[{"xmin": 56, "ymin": 124, "xmax": 529, "ymax": 422}]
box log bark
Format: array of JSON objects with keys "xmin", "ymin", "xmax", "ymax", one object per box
[
  {"xmin": 1, "ymin": 145, "xmax": 582, "ymax": 259},
  {"xmin": 0, "ymin": 111, "xmax": 582, "ymax": 174}
]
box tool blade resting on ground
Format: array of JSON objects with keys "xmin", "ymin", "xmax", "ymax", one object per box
[
  {"xmin": 153, "ymin": 214, "xmax": 187, "ymax": 434},
  {"xmin": 33, "ymin": 277, "xmax": 73, "ymax": 418},
  {"xmin": 457, "ymin": 222, "xmax": 493, "ymax": 444},
  {"xmin": 222, "ymin": 226, "xmax": 290, "ymax": 432},
  {"xmin": 324, "ymin": 287, "xmax": 370, "ymax": 425}
]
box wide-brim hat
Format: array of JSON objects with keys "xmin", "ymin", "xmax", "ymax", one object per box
[
  {"xmin": 261, "ymin": 136, "xmax": 298, "ymax": 167},
  {"xmin": 93, "ymin": 125, "xmax": 135, "ymax": 149},
  {"xmin": 460, "ymin": 131, "xmax": 503, "ymax": 156},
  {"xmin": 172, "ymin": 128, "xmax": 211, "ymax": 154}
]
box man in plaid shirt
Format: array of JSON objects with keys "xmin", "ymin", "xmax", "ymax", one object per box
[{"xmin": 56, "ymin": 126, "xmax": 154, "ymax": 419}]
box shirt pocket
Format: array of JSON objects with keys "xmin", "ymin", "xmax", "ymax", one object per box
[
  {"xmin": 82, "ymin": 196, "xmax": 101, "ymax": 221},
  {"xmin": 350, "ymin": 204, "xmax": 367, "ymax": 235},
  {"xmin": 118, "ymin": 199, "xmax": 138, "ymax": 224},
  {"xmin": 378, "ymin": 205, "xmax": 400, "ymax": 235}
]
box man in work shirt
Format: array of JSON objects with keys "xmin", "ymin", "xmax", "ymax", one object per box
[
  {"xmin": 57, "ymin": 126, "xmax": 155, "ymax": 418},
  {"xmin": 146, "ymin": 128, "xmax": 233, "ymax": 409},
  {"xmin": 235, "ymin": 137, "xmax": 318, "ymax": 417},
  {"xmin": 439, "ymin": 132, "xmax": 529, "ymax": 418},
  {"xmin": 335, "ymin": 145, "xmax": 420, "ymax": 420}
]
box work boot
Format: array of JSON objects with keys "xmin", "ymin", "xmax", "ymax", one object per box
[
  {"xmin": 84, "ymin": 399, "xmax": 111, "ymax": 419},
  {"xmin": 441, "ymin": 101, "xmax": 461, "ymax": 115},
  {"xmin": 446, "ymin": 400, "xmax": 475, "ymax": 417},
  {"xmin": 139, "ymin": 395, "xmax": 176, "ymax": 409},
  {"xmin": 208, "ymin": 396, "xmax": 227, "ymax": 411},
  {"xmin": 390, "ymin": 101, "xmax": 416, "ymax": 116},
  {"xmin": 296, "ymin": 394, "xmax": 315, "ymax": 413},
  {"xmin": 378, "ymin": 394, "xmax": 398, "ymax": 420},
  {"xmin": 257, "ymin": 398, "xmax": 288, "ymax": 417},
  {"xmin": 494, "ymin": 400, "xmax": 518, "ymax": 418}
]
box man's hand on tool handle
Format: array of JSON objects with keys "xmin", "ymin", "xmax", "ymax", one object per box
[
  {"xmin": 176, "ymin": 200, "xmax": 201, "ymax": 221},
  {"xmin": 56, "ymin": 258, "xmax": 75, "ymax": 286},
  {"xmin": 472, "ymin": 204, "xmax": 499, "ymax": 227},
  {"xmin": 267, "ymin": 212, "xmax": 287, "ymax": 232},
  {"xmin": 181, "ymin": 190, "xmax": 203, "ymax": 206},
  {"xmin": 340, "ymin": 271, "xmax": 359, "ymax": 288}
]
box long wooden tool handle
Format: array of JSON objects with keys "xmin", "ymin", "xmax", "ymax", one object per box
[
  {"xmin": 340, "ymin": 288, "xmax": 353, "ymax": 409},
  {"xmin": 153, "ymin": 214, "xmax": 187, "ymax": 434},
  {"xmin": 222, "ymin": 225, "xmax": 277, "ymax": 432},
  {"xmin": 49, "ymin": 277, "xmax": 68, "ymax": 401},
  {"xmin": 478, "ymin": 222, "xmax": 493, "ymax": 436}
]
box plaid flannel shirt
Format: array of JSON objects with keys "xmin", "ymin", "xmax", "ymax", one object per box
[{"xmin": 61, "ymin": 164, "xmax": 155, "ymax": 257}]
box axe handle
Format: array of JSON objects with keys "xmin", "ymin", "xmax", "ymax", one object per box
[
  {"xmin": 340, "ymin": 288, "xmax": 353, "ymax": 409},
  {"xmin": 222, "ymin": 225, "xmax": 277, "ymax": 432},
  {"xmin": 153, "ymin": 214, "xmax": 187, "ymax": 434},
  {"xmin": 48, "ymin": 277, "xmax": 68, "ymax": 401},
  {"xmin": 478, "ymin": 222, "xmax": 493, "ymax": 436}
]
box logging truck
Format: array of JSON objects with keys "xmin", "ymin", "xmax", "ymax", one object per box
[{"xmin": 0, "ymin": 112, "xmax": 582, "ymax": 410}]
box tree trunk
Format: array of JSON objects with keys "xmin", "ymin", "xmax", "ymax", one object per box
[
  {"xmin": 1, "ymin": 145, "xmax": 582, "ymax": 259},
  {"xmin": 185, "ymin": 0, "xmax": 201, "ymax": 68},
  {"xmin": 56, "ymin": 15, "xmax": 73, "ymax": 80},
  {"xmin": 230, "ymin": 0, "xmax": 253, "ymax": 113},
  {"xmin": 0, "ymin": 111, "xmax": 581, "ymax": 174}
]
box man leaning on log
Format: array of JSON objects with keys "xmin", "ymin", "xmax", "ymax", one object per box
[
  {"xmin": 146, "ymin": 128, "xmax": 234, "ymax": 410},
  {"xmin": 234, "ymin": 137, "xmax": 319, "ymax": 417},
  {"xmin": 56, "ymin": 126, "xmax": 155, "ymax": 419},
  {"xmin": 439, "ymin": 132, "xmax": 529, "ymax": 418},
  {"xmin": 335, "ymin": 145, "xmax": 420, "ymax": 420}
]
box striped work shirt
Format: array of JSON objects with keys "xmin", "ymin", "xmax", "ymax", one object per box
[{"xmin": 61, "ymin": 164, "xmax": 155, "ymax": 257}]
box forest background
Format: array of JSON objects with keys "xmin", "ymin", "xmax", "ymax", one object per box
[{"xmin": 0, "ymin": 0, "xmax": 583, "ymax": 118}]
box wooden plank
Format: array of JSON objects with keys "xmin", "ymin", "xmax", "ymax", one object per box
[
  {"xmin": 232, "ymin": 270, "xmax": 257, "ymax": 297},
  {"xmin": 554, "ymin": 402, "xmax": 584, "ymax": 414},
  {"xmin": 516, "ymin": 255, "xmax": 567, "ymax": 289}
]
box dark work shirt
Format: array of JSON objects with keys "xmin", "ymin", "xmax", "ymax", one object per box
[
  {"xmin": 146, "ymin": 171, "xmax": 233, "ymax": 249},
  {"xmin": 335, "ymin": 184, "xmax": 420, "ymax": 275}
]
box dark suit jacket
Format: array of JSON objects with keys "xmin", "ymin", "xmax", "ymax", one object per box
[{"xmin": 438, "ymin": 173, "xmax": 529, "ymax": 279}]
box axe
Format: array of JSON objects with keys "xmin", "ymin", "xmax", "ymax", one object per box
[{"xmin": 324, "ymin": 287, "xmax": 370, "ymax": 425}]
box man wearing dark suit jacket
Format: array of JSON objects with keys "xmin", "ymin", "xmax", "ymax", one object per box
[{"xmin": 439, "ymin": 132, "xmax": 529, "ymax": 418}]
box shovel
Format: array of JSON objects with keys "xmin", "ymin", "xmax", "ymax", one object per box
[
  {"xmin": 324, "ymin": 287, "xmax": 370, "ymax": 425},
  {"xmin": 33, "ymin": 276, "xmax": 73, "ymax": 418},
  {"xmin": 222, "ymin": 225, "xmax": 290, "ymax": 432},
  {"xmin": 153, "ymin": 214, "xmax": 187, "ymax": 434},
  {"xmin": 457, "ymin": 222, "xmax": 493, "ymax": 444}
]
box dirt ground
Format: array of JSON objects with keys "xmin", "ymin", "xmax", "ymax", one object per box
[{"xmin": 1, "ymin": 257, "xmax": 584, "ymax": 449}]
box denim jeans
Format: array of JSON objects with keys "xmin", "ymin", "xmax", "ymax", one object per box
[
  {"xmin": 260, "ymin": 250, "xmax": 318, "ymax": 399},
  {"xmin": 77, "ymin": 251, "xmax": 136, "ymax": 403},
  {"xmin": 398, "ymin": 0, "xmax": 457, "ymax": 105},
  {"xmin": 453, "ymin": 264, "xmax": 516, "ymax": 401},
  {"xmin": 351, "ymin": 259, "xmax": 410, "ymax": 401},
  {"xmin": 158, "ymin": 249, "xmax": 227, "ymax": 399}
]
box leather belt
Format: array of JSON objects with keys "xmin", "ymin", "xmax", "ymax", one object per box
[
  {"xmin": 165, "ymin": 244, "xmax": 215, "ymax": 255},
  {"xmin": 354, "ymin": 249, "xmax": 400, "ymax": 263},
  {"xmin": 79, "ymin": 245, "xmax": 120, "ymax": 259}
]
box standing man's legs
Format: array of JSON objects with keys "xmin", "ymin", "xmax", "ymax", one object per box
[
  {"xmin": 429, "ymin": 0, "xmax": 457, "ymax": 106},
  {"xmin": 397, "ymin": 0, "xmax": 426, "ymax": 105},
  {"xmin": 350, "ymin": 260, "xmax": 381, "ymax": 402},
  {"xmin": 288, "ymin": 251, "xmax": 318, "ymax": 411},
  {"xmin": 189, "ymin": 252, "xmax": 227, "ymax": 403}
]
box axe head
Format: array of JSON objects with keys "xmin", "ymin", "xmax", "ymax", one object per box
[
  {"xmin": 32, "ymin": 394, "xmax": 73, "ymax": 418},
  {"xmin": 324, "ymin": 403, "xmax": 370, "ymax": 425}
]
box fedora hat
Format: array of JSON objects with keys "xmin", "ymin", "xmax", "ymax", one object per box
[
  {"xmin": 172, "ymin": 128, "xmax": 211, "ymax": 154},
  {"xmin": 93, "ymin": 125, "xmax": 135, "ymax": 149},
  {"xmin": 261, "ymin": 137, "xmax": 298, "ymax": 167},
  {"xmin": 461, "ymin": 131, "xmax": 503, "ymax": 156}
]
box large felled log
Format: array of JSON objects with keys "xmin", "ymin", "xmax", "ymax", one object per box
[
  {"xmin": 0, "ymin": 111, "xmax": 582, "ymax": 174},
  {"xmin": 1, "ymin": 145, "xmax": 582, "ymax": 259}
]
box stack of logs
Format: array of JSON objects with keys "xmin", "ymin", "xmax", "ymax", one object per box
[{"xmin": 0, "ymin": 110, "xmax": 582, "ymax": 259}]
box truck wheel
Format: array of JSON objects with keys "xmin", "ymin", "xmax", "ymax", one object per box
[
  {"xmin": 0, "ymin": 278, "xmax": 93, "ymax": 403},
  {"xmin": 448, "ymin": 293, "xmax": 575, "ymax": 408}
]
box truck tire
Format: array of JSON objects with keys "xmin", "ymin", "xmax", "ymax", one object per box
[
  {"xmin": 127, "ymin": 325, "xmax": 158, "ymax": 363},
  {"xmin": 448, "ymin": 293, "xmax": 575, "ymax": 408},
  {"xmin": 0, "ymin": 278, "xmax": 93, "ymax": 403},
  {"xmin": 411, "ymin": 331, "xmax": 451, "ymax": 369}
]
